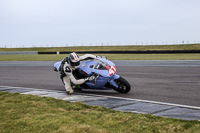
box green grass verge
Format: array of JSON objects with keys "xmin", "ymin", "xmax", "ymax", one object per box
[
  {"xmin": 0, "ymin": 44, "xmax": 200, "ymax": 52},
  {"xmin": 0, "ymin": 91, "xmax": 200, "ymax": 133},
  {"xmin": 0, "ymin": 54, "xmax": 200, "ymax": 61}
]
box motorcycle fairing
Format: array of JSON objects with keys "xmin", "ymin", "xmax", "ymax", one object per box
[
  {"xmin": 78, "ymin": 60, "xmax": 110, "ymax": 77},
  {"xmin": 109, "ymin": 74, "xmax": 120, "ymax": 88},
  {"xmin": 79, "ymin": 58, "xmax": 120, "ymax": 89},
  {"xmin": 84, "ymin": 74, "xmax": 120, "ymax": 90},
  {"xmin": 54, "ymin": 61, "xmax": 61, "ymax": 71}
]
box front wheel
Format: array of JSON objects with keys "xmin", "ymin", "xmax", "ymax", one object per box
[{"xmin": 113, "ymin": 77, "xmax": 131, "ymax": 93}]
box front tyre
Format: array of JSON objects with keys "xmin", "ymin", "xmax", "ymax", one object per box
[{"xmin": 113, "ymin": 77, "xmax": 131, "ymax": 93}]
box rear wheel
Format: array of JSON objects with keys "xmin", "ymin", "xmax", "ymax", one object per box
[{"xmin": 113, "ymin": 77, "xmax": 131, "ymax": 93}]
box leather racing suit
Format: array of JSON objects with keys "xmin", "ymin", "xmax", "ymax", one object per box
[{"xmin": 59, "ymin": 54, "xmax": 97, "ymax": 94}]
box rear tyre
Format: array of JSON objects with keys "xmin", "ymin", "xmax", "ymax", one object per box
[{"xmin": 113, "ymin": 77, "xmax": 131, "ymax": 93}]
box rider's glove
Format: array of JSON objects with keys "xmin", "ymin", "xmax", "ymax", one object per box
[
  {"xmin": 85, "ymin": 76, "xmax": 96, "ymax": 81},
  {"xmin": 96, "ymin": 55, "xmax": 107, "ymax": 59}
]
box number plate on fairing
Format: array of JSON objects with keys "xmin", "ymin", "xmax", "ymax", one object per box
[{"xmin": 107, "ymin": 66, "xmax": 116, "ymax": 76}]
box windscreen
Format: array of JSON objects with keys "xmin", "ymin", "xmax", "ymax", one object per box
[{"xmin": 93, "ymin": 59, "xmax": 109, "ymax": 70}]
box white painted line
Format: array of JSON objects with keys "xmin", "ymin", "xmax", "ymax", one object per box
[
  {"xmin": 1, "ymin": 85, "xmax": 200, "ymax": 110},
  {"xmin": 74, "ymin": 93, "xmax": 200, "ymax": 110}
]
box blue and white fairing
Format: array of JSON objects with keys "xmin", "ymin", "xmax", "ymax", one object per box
[{"xmin": 78, "ymin": 58, "xmax": 120, "ymax": 89}]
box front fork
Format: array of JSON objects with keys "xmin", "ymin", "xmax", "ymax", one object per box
[{"xmin": 109, "ymin": 74, "xmax": 120, "ymax": 88}]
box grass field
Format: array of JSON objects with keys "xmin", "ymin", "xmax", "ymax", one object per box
[
  {"xmin": 0, "ymin": 44, "xmax": 200, "ymax": 52},
  {"xmin": 0, "ymin": 54, "xmax": 200, "ymax": 61},
  {"xmin": 1, "ymin": 44, "xmax": 200, "ymax": 61},
  {"xmin": 0, "ymin": 91, "xmax": 200, "ymax": 133}
]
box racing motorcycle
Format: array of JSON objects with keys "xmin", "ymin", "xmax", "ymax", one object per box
[{"xmin": 54, "ymin": 58, "xmax": 131, "ymax": 93}]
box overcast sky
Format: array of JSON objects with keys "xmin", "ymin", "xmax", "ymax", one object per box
[{"xmin": 0, "ymin": 0, "xmax": 200, "ymax": 47}]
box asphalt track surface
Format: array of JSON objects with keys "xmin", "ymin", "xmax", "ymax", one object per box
[{"xmin": 0, "ymin": 60, "xmax": 200, "ymax": 107}]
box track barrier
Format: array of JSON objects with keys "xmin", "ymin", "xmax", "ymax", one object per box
[{"xmin": 1, "ymin": 50, "xmax": 200, "ymax": 55}]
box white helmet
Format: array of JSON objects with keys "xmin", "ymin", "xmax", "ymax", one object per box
[{"xmin": 68, "ymin": 52, "xmax": 80, "ymax": 68}]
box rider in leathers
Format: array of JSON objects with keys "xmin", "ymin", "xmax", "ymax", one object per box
[{"xmin": 58, "ymin": 52, "xmax": 104, "ymax": 95}]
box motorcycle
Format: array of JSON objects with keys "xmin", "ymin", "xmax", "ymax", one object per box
[{"xmin": 54, "ymin": 58, "xmax": 131, "ymax": 93}]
